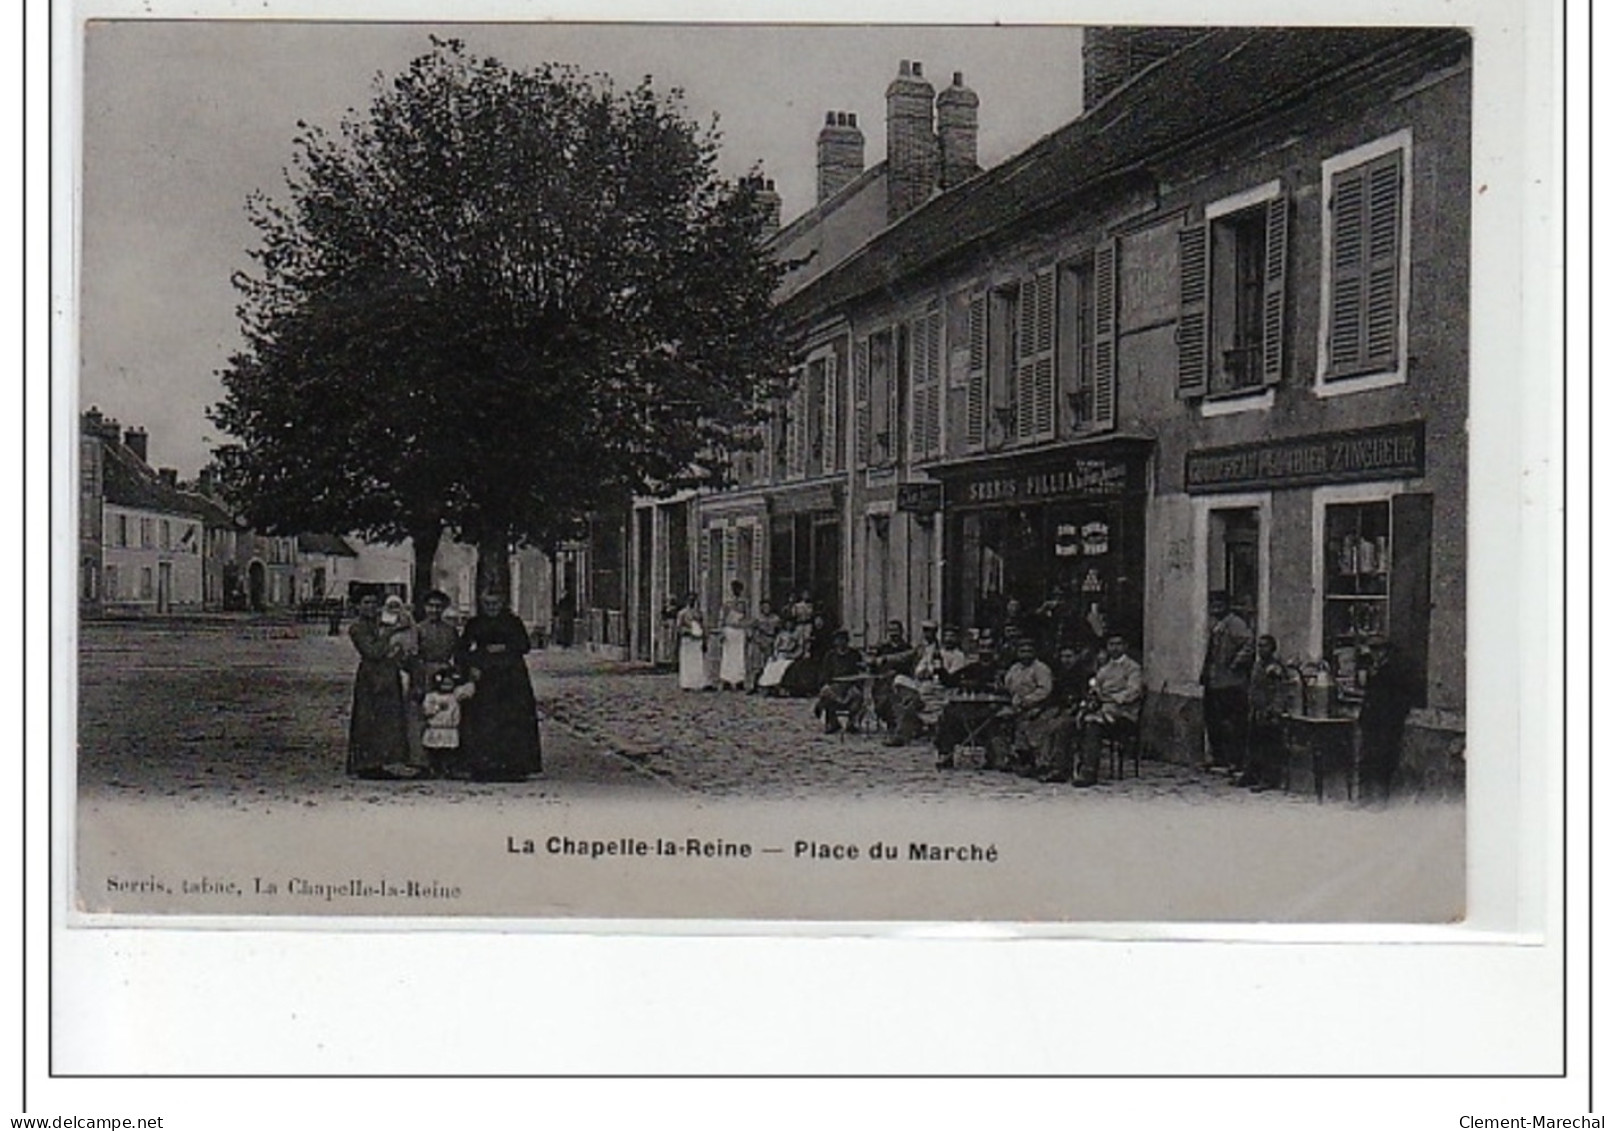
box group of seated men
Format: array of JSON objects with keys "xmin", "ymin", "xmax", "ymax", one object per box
[{"xmin": 808, "ymin": 618, "xmax": 1145, "ymax": 787}]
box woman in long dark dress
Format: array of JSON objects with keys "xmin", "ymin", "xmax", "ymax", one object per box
[
  {"xmin": 455, "ymin": 591, "xmax": 542, "ymax": 782},
  {"xmin": 346, "ymin": 592, "xmax": 410, "ymax": 779}
]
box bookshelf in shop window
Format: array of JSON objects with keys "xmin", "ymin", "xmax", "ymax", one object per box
[
  {"xmin": 1320, "ymin": 491, "xmax": 1432, "ymax": 706},
  {"xmin": 1323, "ymin": 500, "xmax": 1390, "ymax": 698}
]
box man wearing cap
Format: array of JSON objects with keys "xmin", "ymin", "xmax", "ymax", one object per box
[
  {"xmin": 1073, "ymin": 634, "xmax": 1145, "ymax": 787},
  {"xmin": 812, "ymin": 629, "xmax": 868, "ymax": 735},
  {"xmin": 932, "ymin": 631, "xmax": 1007, "ymax": 769},
  {"xmin": 885, "ymin": 622, "xmax": 966, "ymax": 747},
  {"xmin": 1200, "ymin": 591, "xmax": 1254, "ymax": 772},
  {"xmin": 867, "ymin": 619, "xmax": 918, "ymax": 732}
]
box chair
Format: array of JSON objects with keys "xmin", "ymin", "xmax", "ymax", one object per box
[{"xmin": 1099, "ymin": 695, "xmax": 1145, "ymax": 780}]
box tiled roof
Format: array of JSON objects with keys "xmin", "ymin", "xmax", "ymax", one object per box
[
  {"xmin": 780, "ymin": 26, "xmax": 1470, "ymax": 324},
  {"xmin": 100, "ymin": 440, "xmax": 213, "ymax": 521},
  {"xmin": 297, "ymin": 532, "xmax": 358, "ymax": 557}
]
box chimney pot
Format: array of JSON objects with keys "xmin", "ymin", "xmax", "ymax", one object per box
[
  {"xmin": 123, "ymin": 427, "xmax": 149, "ymax": 464},
  {"xmin": 900, "ymin": 59, "xmax": 911, "ymax": 76},
  {"xmin": 886, "ymin": 56, "xmax": 938, "ymax": 222},
  {"xmin": 816, "ymin": 103, "xmax": 866, "ymax": 204},
  {"xmin": 936, "ymin": 70, "xmax": 980, "ymax": 190}
]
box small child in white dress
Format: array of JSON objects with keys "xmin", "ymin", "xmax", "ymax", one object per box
[{"xmin": 420, "ymin": 668, "xmax": 475, "ymax": 779}]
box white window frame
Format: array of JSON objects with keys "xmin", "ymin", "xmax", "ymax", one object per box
[
  {"xmin": 1307, "ymin": 481, "xmax": 1407, "ymax": 658},
  {"xmin": 1190, "ymin": 491, "xmax": 1272, "ymax": 662},
  {"xmin": 1199, "ymin": 179, "xmax": 1283, "ymax": 417},
  {"xmin": 1314, "ymin": 129, "xmax": 1414, "ymax": 398}
]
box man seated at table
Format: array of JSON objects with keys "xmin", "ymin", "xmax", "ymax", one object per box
[
  {"xmin": 812, "ymin": 629, "xmax": 868, "ymax": 735},
  {"xmin": 885, "ymin": 622, "xmax": 968, "ymax": 748},
  {"xmin": 999, "ymin": 637, "xmax": 1055, "ymax": 774},
  {"xmin": 866, "ymin": 619, "xmax": 918, "ymax": 731},
  {"xmin": 1073, "ymin": 634, "xmax": 1145, "ymax": 787},
  {"xmin": 1033, "ymin": 641, "xmax": 1100, "ymax": 783},
  {"xmin": 932, "ymin": 632, "xmax": 1007, "ymax": 770}
]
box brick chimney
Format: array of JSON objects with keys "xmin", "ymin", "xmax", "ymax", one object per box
[
  {"xmin": 82, "ymin": 407, "xmax": 122, "ymax": 444},
  {"xmin": 123, "ymin": 427, "xmax": 149, "ymax": 464},
  {"xmin": 816, "ymin": 111, "xmax": 865, "ymax": 204},
  {"xmin": 886, "ymin": 59, "xmax": 938, "ymax": 223},
  {"xmin": 936, "ymin": 71, "xmax": 980, "ymax": 190},
  {"xmin": 198, "ymin": 467, "xmax": 215, "ymax": 497},
  {"xmin": 158, "ymin": 467, "xmax": 178, "ymax": 489},
  {"xmin": 757, "ymin": 178, "xmax": 781, "ymax": 239},
  {"xmin": 1082, "ymin": 27, "xmax": 1210, "ymax": 113}
]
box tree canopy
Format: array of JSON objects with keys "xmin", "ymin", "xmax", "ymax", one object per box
[{"xmin": 210, "ymin": 38, "xmax": 789, "ymax": 595}]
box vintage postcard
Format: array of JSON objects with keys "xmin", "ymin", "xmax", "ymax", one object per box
[{"xmin": 65, "ymin": 15, "xmax": 1501, "ymax": 930}]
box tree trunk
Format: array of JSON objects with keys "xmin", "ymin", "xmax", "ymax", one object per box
[
  {"xmin": 410, "ymin": 524, "xmax": 443, "ymax": 618},
  {"xmin": 475, "ymin": 530, "xmax": 512, "ymax": 601}
]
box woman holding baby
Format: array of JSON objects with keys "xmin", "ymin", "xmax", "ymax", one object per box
[{"xmin": 345, "ymin": 590, "xmax": 411, "ymax": 780}]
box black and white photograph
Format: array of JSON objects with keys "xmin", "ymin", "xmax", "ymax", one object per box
[{"xmin": 66, "ymin": 16, "xmax": 1485, "ymax": 926}]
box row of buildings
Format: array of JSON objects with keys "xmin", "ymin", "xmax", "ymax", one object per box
[
  {"xmin": 77, "ymin": 408, "xmax": 553, "ymax": 626},
  {"xmin": 577, "ymin": 26, "xmax": 1471, "ymax": 773}
]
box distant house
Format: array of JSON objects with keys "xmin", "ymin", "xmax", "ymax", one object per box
[
  {"xmin": 295, "ymin": 533, "xmax": 358, "ymax": 604},
  {"xmin": 81, "ymin": 409, "xmax": 207, "ymax": 615}
]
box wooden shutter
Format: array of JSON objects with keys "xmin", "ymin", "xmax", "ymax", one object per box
[
  {"xmin": 1327, "ymin": 150, "xmax": 1402, "ymax": 378},
  {"xmin": 1176, "ymin": 222, "xmax": 1208, "ymax": 397},
  {"xmin": 722, "ymin": 524, "xmax": 737, "ymax": 587},
  {"xmin": 965, "ymin": 292, "xmax": 987, "ymax": 451},
  {"xmin": 923, "ymin": 308, "xmax": 943, "ymax": 457},
  {"xmin": 908, "ymin": 310, "xmax": 943, "ymax": 463},
  {"xmin": 853, "ymin": 337, "xmax": 871, "ymax": 468},
  {"xmin": 1091, "ymin": 240, "xmax": 1118, "ymax": 429},
  {"xmin": 1015, "ymin": 269, "xmax": 1056, "ymax": 442},
  {"xmin": 783, "ymin": 376, "xmax": 802, "ymax": 480},
  {"xmin": 1363, "ymin": 152, "xmax": 1404, "ymax": 370},
  {"xmin": 1389, "ymin": 492, "xmax": 1433, "ymax": 708},
  {"xmin": 1261, "ymin": 192, "xmax": 1289, "ymax": 386},
  {"xmin": 823, "ymin": 351, "xmax": 841, "ymax": 473}
]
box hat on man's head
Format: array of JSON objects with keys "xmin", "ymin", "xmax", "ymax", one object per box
[{"xmin": 920, "ymin": 619, "xmax": 938, "ymax": 630}]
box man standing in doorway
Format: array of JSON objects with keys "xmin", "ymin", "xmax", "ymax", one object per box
[{"xmin": 1199, "ymin": 591, "xmax": 1253, "ymax": 772}]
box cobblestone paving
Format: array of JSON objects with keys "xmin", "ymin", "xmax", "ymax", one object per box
[
  {"xmin": 530, "ymin": 648, "xmax": 1319, "ymax": 806},
  {"xmin": 78, "ymin": 620, "xmax": 1331, "ymax": 808}
]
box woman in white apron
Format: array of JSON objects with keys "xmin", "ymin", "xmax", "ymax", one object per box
[
  {"xmin": 718, "ymin": 580, "xmax": 749, "ymax": 691},
  {"xmin": 675, "ymin": 593, "xmax": 709, "ymax": 691}
]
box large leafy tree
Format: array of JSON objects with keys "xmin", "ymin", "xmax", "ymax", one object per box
[{"xmin": 211, "ymin": 39, "xmax": 788, "ymax": 604}]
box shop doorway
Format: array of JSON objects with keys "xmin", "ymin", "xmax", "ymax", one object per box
[{"xmin": 1207, "ymin": 506, "xmax": 1262, "ymax": 627}]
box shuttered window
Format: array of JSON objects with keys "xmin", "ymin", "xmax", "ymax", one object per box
[
  {"xmin": 1091, "ymin": 241, "xmax": 1117, "ymax": 429},
  {"xmin": 1179, "ymin": 186, "xmax": 1289, "ymax": 399},
  {"xmin": 853, "ymin": 336, "xmax": 871, "ymax": 468},
  {"xmin": 964, "ymin": 293, "xmax": 988, "ymax": 452},
  {"xmin": 869, "ymin": 329, "xmax": 895, "ymax": 466},
  {"xmin": 908, "ymin": 308, "xmax": 943, "ymax": 462},
  {"xmin": 1325, "ymin": 147, "xmax": 1404, "ymax": 381},
  {"xmin": 783, "ymin": 370, "xmax": 805, "ymax": 480},
  {"xmin": 823, "ymin": 349, "xmax": 842, "ymax": 473},
  {"xmin": 1015, "ymin": 269, "xmax": 1056, "ymax": 443}
]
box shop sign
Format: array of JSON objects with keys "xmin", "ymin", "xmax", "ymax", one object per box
[
  {"xmin": 1184, "ymin": 421, "xmax": 1425, "ymax": 494},
  {"xmin": 896, "ymin": 483, "xmax": 942, "ymax": 513},
  {"xmin": 770, "ymin": 482, "xmax": 841, "ymax": 515},
  {"xmin": 955, "ymin": 459, "xmax": 1133, "ymax": 506}
]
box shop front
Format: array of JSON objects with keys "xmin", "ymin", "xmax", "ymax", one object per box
[
  {"xmin": 765, "ymin": 480, "xmax": 844, "ymax": 630},
  {"xmin": 933, "ymin": 440, "xmax": 1152, "ymax": 648},
  {"xmin": 1177, "ymin": 418, "xmax": 1460, "ymax": 788}
]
